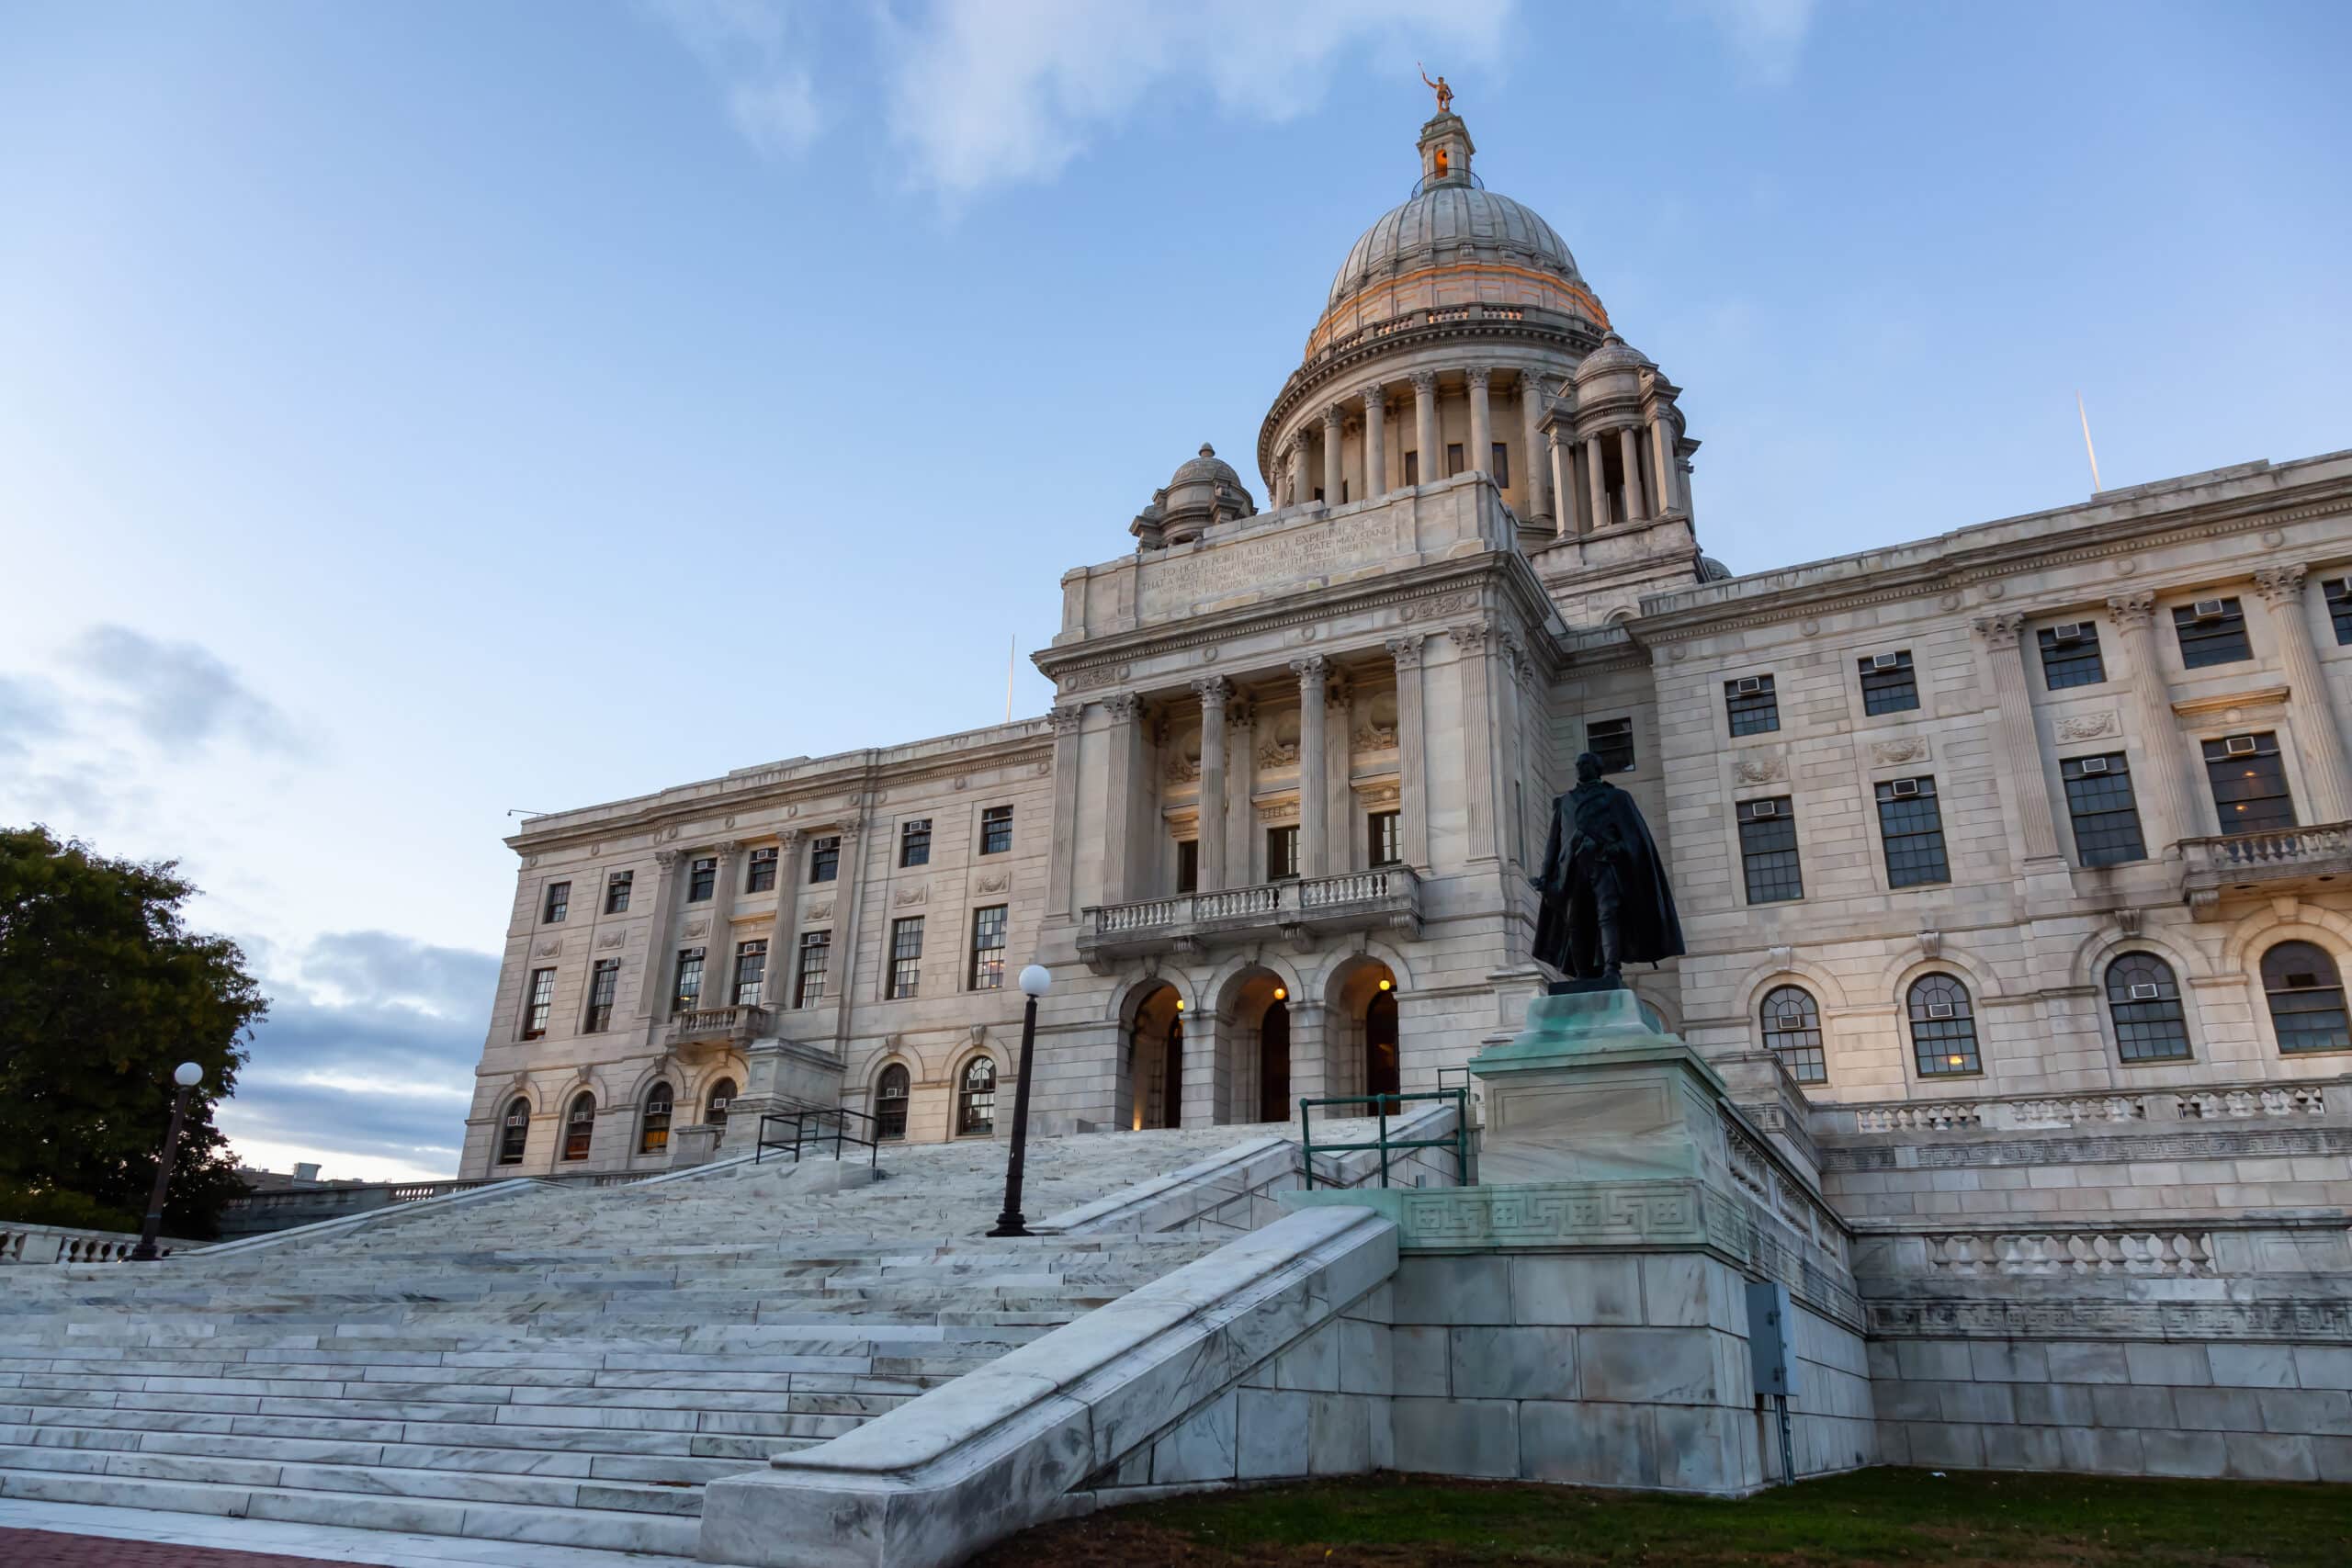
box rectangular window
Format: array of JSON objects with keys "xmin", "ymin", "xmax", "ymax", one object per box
[
  {"xmin": 1266, "ymin": 824, "xmax": 1300, "ymax": 881},
  {"xmin": 604, "ymin": 871, "xmax": 633, "ymax": 913},
  {"xmin": 733, "ymin": 940, "xmax": 766, "ymax": 1008},
  {"xmin": 686, "ymin": 857, "xmax": 716, "ymax": 902},
  {"xmin": 672, "ymin": 948, "xmax": 705, "ymax": 1014},
  {"xmin": 900, "ymin": 819, "xmax": 932, "ymax": 868},
  {"xmin": 1403, "ymin": 450, "xmax": 1419, "ymax": 486},
  {"xmin": 2061, "ymin": 753, "xmax": 2147, "ymax": 866},
  {"xmin": 1857, "ymin": 650, "xmax": 1919, "ymax": 716},
  {"xmin": 1874, "ymin": 777, "xmax": 1951, "ymax": 887},
  {"xmin": 1736, "ymin": 798, "xmax": 1804, "ymax": 904},
  {"xmin": 1176, "ymin": 838, "xmax": 1199, "ymax": 894},
  {"xmin": 969, "ymin": 905, "xmax": 1007, "ymax": 991},
  {"xmin": 1368, "ymin": 810, "xmax": 1401, "ymax": 868},
  {"xmin": 521, "ymin": 967, "xmax": 556, "ymax": 1040},
  {"xmin": 2173, "ymin": 596, "xmax": 2252, "ymax": 668},
  {"xmin": 887, "ymin": 917, "xmax": 924, "ymax": 999},
  {"xmin": 2203, "ymin": 732, "xmax": 2295, "ymax": 832},
  {"xmin": 745, "ymin": 846, "xmax": 778, "ymax": 894},
  {"xmin": 583, "ymin": 959, "xmax": 620, "ymax": 1033},
  {"xmin": 1724, "ymin": 674, "xmax": 1780, "ymax": 737},
  {"xmin": 1445, "ymin": 442, "xmax": 1464, "ymax": 478},
  {"xmin": 979, "ymin": 805, "xmax": 1012, "ymax": 855},
  {"xmin": 1587, "ymin": 716, "xmax": 1635, "ymax": 774},
  {"xmin": 2037, "ymin": 622, "xmax": 2106, "ymax": 689},
  {"xmin": 794, "ymin": 931, "xmax": 831, "ymax": 1009},
  {"xmin": 1491, "ymin": 442, "xmax": 1510, "ymax": 488},
  {"xmin": 808, "ymin": 836, "xmax": 840, "ymax": 884},
  {"xmin": 542, "ymin": 882, "xmax": 570, "ymax": 923},
  {"xmin": 2327, "ymin": 578, "xmax": 2352, "ymax": 646}
]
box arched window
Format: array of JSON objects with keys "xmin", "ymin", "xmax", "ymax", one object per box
[
  {"xmin": 875, "ymin": 1064, "xmax": 910, "ymax": 1141},
  {"xmin": 1760, "ymin": 986, "xmax": 1825, "ymax": 1084},
  {"xmin": 706, "ymin": 1077, "xmax": 737, "ymax": 1128},
  {"xmin": 562, "ymin": 1093, "xmax": 595, "ymax": 1161},
  {"xmin": 1906, "ymin": 974, "xmax": 1980, "ymax": 1077},
  {"xmin": 639, "ymin": 1082, "xmax": 673, "ymax": 1154},
  {"xmin": 496, "ymin": 1097, "xmax": 530, "ymax": 1165},
  {"xmin": 2106, "ymin": 953, "xmax": 2190, "ymax": 1063},
  {"xmin": 2262, "ymin": 942, "xmax": 2351, "ymax": 1055},
  {"xmin": 957, "ymin": 1057, "xmax": 997, "ymax": 1136}
]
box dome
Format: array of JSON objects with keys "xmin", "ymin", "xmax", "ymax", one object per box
[
  {"xmin": 1326, "ymin": 186, "xmax": 1583, "ymax": 318},
  {"xmin": 1575, "ymin": 331, "xmax": 1650, "ymax": 380},
  {"xmin": 1170, "ymin": 442, "xmax": 1243, "ymax": 491},
  {"xmin": 1136, "ymin": 443, "xmax": 1256, "ymax": 550}
]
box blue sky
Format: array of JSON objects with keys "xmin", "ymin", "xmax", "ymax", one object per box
[{"xmin": 3, "ymin": 1, "xmax": 2346, "ymax": 1179}]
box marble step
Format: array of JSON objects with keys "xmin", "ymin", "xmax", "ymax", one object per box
[
  {"xmin": 0, "ymin": 1464, "xmax": 702, "ymax": 1553},
  {"xmin": 0, "ymin": 1442, "xmax": 707, "ymax": 1514},
  {"xmin": 0, "ymin": 1401, "xmax": 835, "ymax": 1455},
  {"xmin": 0, "ymin": 1420, "xmax": 783, "ymax": 1480},
  {"xmin": 0, "ymin": 1370, "xmax": 915, "ymax": 1416}
]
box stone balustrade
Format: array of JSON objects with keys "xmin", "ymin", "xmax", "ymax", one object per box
[
  {"xmin": 0, "ymin": 1222, "xmax": 196, "ymax": 1264},
  {"xmin": 1079, "ymin": 866, "xmax": 1421, "ymax": 965},
  {"xmin": 663, "ymin": 1002, "xmax": 772, "ymax": 1049},
  {"xmin": 1819, "ymin": 1078, "xmax": 2349, "ymax": 1141},
  {"xmin": 2181, "ymin": 818, "xmax": 2352, "ymax": 918},
  {"xmin": 1921, "ymin": 1229, "xmax": 2215, "ymax": 1278}
]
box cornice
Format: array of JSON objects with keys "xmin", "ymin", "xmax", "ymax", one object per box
[{"xmin": 2172, "ymin": 684, "xmax": 2290, "ymax": 718}]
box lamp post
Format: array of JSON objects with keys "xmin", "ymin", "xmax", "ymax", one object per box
[
  {"xmin": 988, "ymin": 964, "xmax": 1053, "ymax": 1237},
  {"xmin": 130, "ymin": 1062, "xmax": 203, "ymax": 1262}
]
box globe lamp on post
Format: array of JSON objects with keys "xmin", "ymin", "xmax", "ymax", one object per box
[
  {"xmin": 131, "ymin": 1062, "xmax": 204, "ymax": 1262},
  {"xmin": 988, "ymin": 965, "xmax": 1053, "ymax": 1237}
]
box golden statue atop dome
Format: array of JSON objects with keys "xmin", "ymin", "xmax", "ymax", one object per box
[{"xmin": 1419, "ymin": 65, "xmax": 1453, "ymax": 115}]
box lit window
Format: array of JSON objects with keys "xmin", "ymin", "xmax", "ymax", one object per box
[
  {"xmin": 1906, "ymin": 974, "xmax": 1980, "ymax": 1077},
  {"xmin": 957, "ymin": 1057, "xmax": 997, "ymax": 1135},
  {"xmin": 562, "ymin": 1093, "xmax": 594, "ymax": 1162},
  {"xmin": 2202, "ymin": 733, "xmax": 2293, "ymax": 832},
  {"xmin": 639, "ymin": 1083, "xmax": 673, "ymax": 1154},
  {"xmin": 671, "ymin": 948, "xmax": 705, "ymax": 1014}
]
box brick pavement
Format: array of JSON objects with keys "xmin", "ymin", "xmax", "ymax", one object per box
[{"xmin": 0, "ymin": 1527, "xmax": 376, "ymax": 1567}]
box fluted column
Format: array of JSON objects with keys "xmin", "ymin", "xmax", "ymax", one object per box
[
  {"xmin": 829, "ymin": 818, "xmax": 867, "ymax": 1048},
  {"xmin": 1451, "ymin": 623, "xmax": 1498, "ymax": 861},
  {"xmin": 1227, "ymin": 705, "xmax": 1257, "ymax": 887},
  {"xmin": 635, "ymin": 849, "xmax": 684, "ymax": 1021},
  {"xmin": 1324, "ymin": 673, "xmax": 1353, "ymax": 872},
  {"xmin": 1410, "ymin": 371, "xmax": 1439, "ymax": 488},
  {"xmin": 1386, "ymin": 636, "xmax": 1429, "ymax": 867},
  {"xmin": 2256, "ymin": 565, "xmax": 2352, "ymax": 822},
  {"xmin": 1619, "ymin": 426, "xmax": 1647, "ymax": 522},
  {"xmin": 1101, "ymin": 694, "xmax": 1142, "ymax": 904},
  {"xmin": 1286, "ymin": 438, "xmax": 1308, "ymax": 509},
  {"xmin": 1971, "ymin": 614, "xmax": 2063, "ymax": 863},
  {"xmin": 1293, "ymin": 656, "xmax": 1329, "ymax": 877},
  {"xmin": 759, "ymin": 829, "xmax": 804, "ymax": 1007},
  {"xmin": 1193, "ymin": 679, "xmax": 1230, "ymax": 893},
  {"xmin": 1362, "ymin": 389, "xmax": 1386, "ymax": 501},
  {"xmin": 1046, "ymin": 705, "xmax": 1085, "ymax": 919},
  {"xmin": 1321, "ymin": 405, "xmax": 1345, "ymax": 505},
  {"xmin": 2108, "ymin": 592, "xmax": 2197, "ymax": 850},
  {"xmin": 1649, "ymin": 408, "xmax": 1680, "ymax": 513},
  {"xmin": 1520, "ymin": 374, "xmax": 1552, "ymax": 525},
  {"xmin": 1544, "ymin": 427, "xmax": 1571, "ymax": 537},
  {"xmin": 1465, "ymin": 367, "xmax": 1491, "ymax": 482},
  {"xmin": 1585, "ymin": 434, "xmax": 1609, "ymax": 528}
]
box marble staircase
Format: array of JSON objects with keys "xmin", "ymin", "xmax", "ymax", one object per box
[{"xmin": 0, "ymin": 1125, "xmax": 1264, "ymax": 1555}]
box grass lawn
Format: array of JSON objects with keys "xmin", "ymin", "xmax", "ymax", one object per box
[{"xmin": 968, "ymin": 1468, "xmax": 2352, "ymax": 1567}]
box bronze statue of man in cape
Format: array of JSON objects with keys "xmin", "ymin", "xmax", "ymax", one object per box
[{"xmin": 1530, "ymin": 751, "xmax": 1685, "ymax": 989}]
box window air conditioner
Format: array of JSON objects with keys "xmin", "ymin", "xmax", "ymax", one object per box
[
  {"xmin": 1736, "ymin": 676, "xmax": 1764, "ymax": 694},
  {"xmin": 1871, "ymin": 652, "xmax": 1902, "ymax": 671},
  {"xmin": 1890, "ymin": 778, "xmax": 1920, "ymax": 798},
  {"xmin": 2080, "ymin": 757, "xmax": 2110, "ymax": 774},
  {"xmin": 710, "ymin": 1098, "xmax": 730, "ymax": 1114},
  {"xmin": 503, "ymin": 1112, "xmax": 526, "ymax": 1128},
  {"xmin": 1926, "ymin": 1001, "xmax": 1956, "ymax": 1020},
  {"xmin": 1776, "ymin": 1006, "xmax": 1807, "ymax": 1026},
  {"xmin": 2192, "ymin": 597, "xmax": 2226, "ymax": 621},
  {"xmin": 2051, "ymin": 623, "xmax": 2085, "ymax": 643},
  {"xmin": 2225, "ymin": 736, "xmax": 2257, "ymax": 756},
  {"xmin": 2129, "ymin": 984, "xmax": 2162, "ymax": 1000},
  {"xmin": 1749, "ymin": 800, "xmax": 1779, "ymax": 818}
]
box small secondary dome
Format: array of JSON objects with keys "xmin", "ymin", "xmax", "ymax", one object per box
[
  {"xmin": 1133, "ymin": 443, "xmax": 1256, "ymax": 551},
  {"xmin": 1575, "ymin": 331, "xmax": 1650, "ymax": 380}
]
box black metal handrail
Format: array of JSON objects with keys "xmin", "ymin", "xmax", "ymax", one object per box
[
  {"xmin": 754, "ymin": 1106, "xmax": 881, "ymax": 1171},
  {"xmin": 1297, "ymin": 1087, "xmax": 1468, "ymax": 1190}
]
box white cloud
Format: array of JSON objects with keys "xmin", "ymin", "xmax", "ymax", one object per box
[
  {"xmin": 877, "ymin": 0, "xmax": 1512, "ymax": 199},
  {"xmin": 1686, "ymin": 0, "xmax": 1816, "ymax": 87},
  {"xmin": 65, "ymin": 624, "xmax": 302, "ymax": 756},
  {"xmin": 647, "ymin": 0, "xmax": 822, "ymax": 158}
]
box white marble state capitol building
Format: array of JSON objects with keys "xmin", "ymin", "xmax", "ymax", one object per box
[{"xmin": 466, "ymin": 109, "xmax": 2352, "ymax": 1479}]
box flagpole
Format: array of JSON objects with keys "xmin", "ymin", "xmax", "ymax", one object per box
[
  {"xmin": 2076, "ymin": 391, "xmax": 2103, "ymax": 494},
  {"xmin": 1005, "ymin": 635, "xmax": 1015, "ymax": 725}
]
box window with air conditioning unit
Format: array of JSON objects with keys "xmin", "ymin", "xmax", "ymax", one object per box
[
  {"xmin": 2192, "ymin": 598, "xmax": 2226, "ymax": 621},
  {"xmin": 2225, "ymin": 735, "xmax": 2257, "ymax": 756},
  {"xmin": 1871, "ymin": 652, "xmax": 1901, "ymax": 670},
  {"xmin": 2130, "ymin": 984, "xmax": 2161, "ymax": 1000},
  {"xmin": 1926, "ymin": 1001, "xmax": 1956, "ymax": 1019},
  {"xmin": 2080, "ymin": 757, "xmax": 2109, "ymax": 774},
  {"xmin": 1748, "ymin": 800, "xmax": 1778, "ymax": 818},
  {"xmin": 1890, "ymin": 778, "xmax": 1919, "ymax": 797},
  {"xmin": 1736, "ymin": 676, "xmax": 1763, "ymax": 694},
  {"xmin": 2051, "ymin": 623, "xmax": 2084, "ymax": 644}
]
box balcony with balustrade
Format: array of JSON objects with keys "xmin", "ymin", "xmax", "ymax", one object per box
[
  {"xmin": 664, "ymin": 1003, "xmax": 771, "ymax": 1052},
  {"xmin": 2179, "ymin": 820, "xmax": 2352, "ymax": 919},
  {"xmin": 1079, "ymin": 866, "xmax": 1422, "ymax": 967}
]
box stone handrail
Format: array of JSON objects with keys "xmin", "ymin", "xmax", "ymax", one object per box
[
  {"xmin": 0, "ymin": 1222, "xmax": 199, "ymax": 1265},
  {"xmin": 1815, "ymin": 1077, "xmax": 2348, "ymax": 1138},
  {"xmin": 666, "ymin": 1003, "xmax": 771, "ymax": 1043},
  {"xmin": 2181, "ymin": 819, "xmax": 2352, "ymax": 874},
  {"xmin": 1083, "ymin": 867, "xmax": 1419, "ymax": 948}
]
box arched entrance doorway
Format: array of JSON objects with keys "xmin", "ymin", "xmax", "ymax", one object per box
[
  {"xmin": 1259, "ymin": 998, "xmax": 1291, "ymax": 1123},
  {"xmin": 1126, "ymin": 981, "xmax": 1184, "ymax": 1130},
  {"xmin": 1365, "ymin": 990, "xmax": 1400, "ymax": 1103},
  {"xmin": 1326, "ymin": 957, "xmax": 1402, "ymax": 1103}
]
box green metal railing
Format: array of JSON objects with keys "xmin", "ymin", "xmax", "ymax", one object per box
[{"xmin": 1297, "ymin": 1087, "xmax": 1469, "ymax": 1190}]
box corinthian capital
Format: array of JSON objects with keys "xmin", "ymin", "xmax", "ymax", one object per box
[
  {"xmin": 1385, "ymin": 633, "xmax": 1426, "ymax": 669},
  {"xmin": 1408, "ymin": 370, "xmax": 1439, "ymax": 397},
  {"xmin": 1449, "ymin": 621, "xmax": 1494, "ymax": 654},
  {"xmin": 1972, "ymin": 612, "xmax": 2026, "ymax": 650},
  {"xmin": 1289, "ymin": 654, "xmax": 1329, "ymax": 684},
  {"xmin": 1103, "ymin": 693, "xmax": 1143, "ymax": 722},
  {"xmin": 1323, "ymin": 402, "xmax": 1346, "ymax": 430},
  {"xmin": 1190, "ymin": 675, "xmax": 1231, "ymax": 712},
  {"xmin": 1464, "ymin": 366, "xmax": 1490, "ymax": 391},
  {"xmin": 1046, "ymin": 703, "xmax": 1086, "ymax": 735},
  {"xmin": 2254, "ymin": 564, "xmax": 2310, "ymax": 605},
  {"xmin": 2105, "ymin": 591, "xmax": 2157, "ymax": 629}
]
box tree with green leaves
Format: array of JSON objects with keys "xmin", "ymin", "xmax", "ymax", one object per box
[{"xmin": 0, "ymin": 826, "xmax": 265, "ymax": 1237}]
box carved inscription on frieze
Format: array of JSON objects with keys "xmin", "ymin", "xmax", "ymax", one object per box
[{"xmin": 1137, "ymin": 509, "xmax": 1412, "ymax": 618}]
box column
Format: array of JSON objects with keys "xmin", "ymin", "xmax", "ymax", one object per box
[
  {"xmin": 829, "ymin": 818, "xmax": 868, "ymax": 1049},
  {"xmin": 1286, "ymin": 437, "xmax": 1308, "ymax": 509},
  {"xmin": 1410, "ymin": 371, "xmax": 1439, "ymax": 487},
  {"xmin": 1361, "ymin": 388, "xmax": 1386, "ymax": 501},
  {"xmin": 1193, "ymin": 678, "xmax": 1230, "ymax": 892},
  {"xmin": 1386, "ymin": 636, "xmax": 1429, "ymax": 868},
  {"xmin": 1544, "ymin": 427, "xmax": 1571, "ymax": 537},
  {"xmin": 1322, "ymin": 405, "xmax": 1345, "ymax": 505},
  {"xmin": 1101, "ymin": 694, "xmax": 1142, "ymax": 904},
  {"xmin": 1227, "ymin": 704, "xmax": 1257, "ymax": 887},
  {"xmin": 706, "ymin": 840, "xmax": 742, "ymax": 1005},
  {"xmin": 1619, "ymin": 425, "xmax": 1647, "ymax": 522},
  {"xmin": 1650, "ymin": 408, "xmax": 1680, "ymax": 513},
  {"xmin": 1451, "ymin": 623, "xmax": 1498, "ymax": 861},
  {"xmin": 2107, "ymin": 592, "xmax": 2198, "ymax": 850},
  {"xmin": 1465, "ymin": 367, "xmax": 1491, "ymax": 481},
  {"xmin": 1293, "ymin": 656, "xmax": 1329, "ymax": 877},
  {"xmin": 2256, "ymin": 564, "xmax": 2352, "ymax": 822},
  {"xmin": 1970, "ymin": 614, "xmax": 2063, "ymax": 863},
  {"xmin": 1325, "ymin": 672, "xmax": 1354, "ymax": 873},
  {"xmin": 1045, "ymin": 704, "xmax": 1085, "ymax": 918},
  {"xmin": 634, "ymin": 849, "xmax": 684, "ymax": 1021},
  {"xmin": 1586, "ymin": 434, "xmax": 1609, "ymax": 528},
  {"xmin": 1520, "ymin": 374, "xmax": 1552, "ymax": 524},
  {"xmin": 758, "ymin": 829, "xmax": 804, "ymax": 1008}
]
